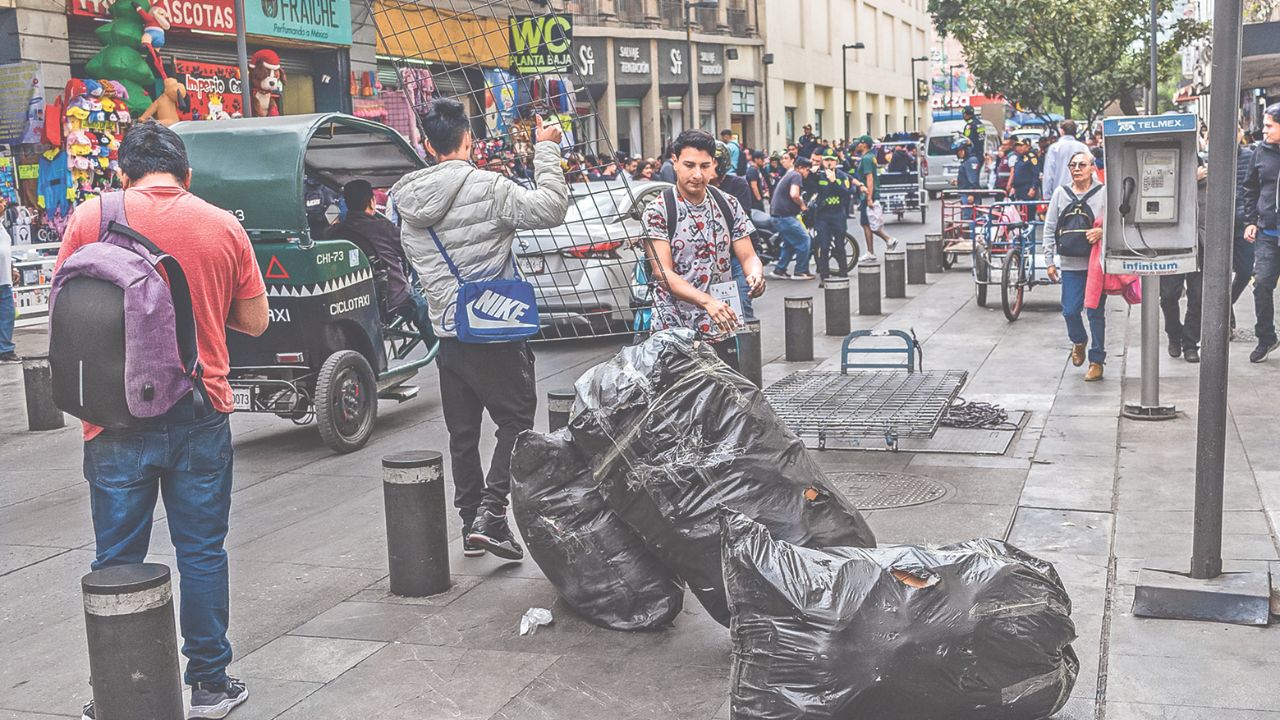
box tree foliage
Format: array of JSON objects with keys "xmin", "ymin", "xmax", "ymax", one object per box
[{"xmin": 930, "ymin": 0, "xmax": 1208, "ymax": 123}]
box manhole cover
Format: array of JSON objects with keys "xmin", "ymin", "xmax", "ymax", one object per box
[{"xmin": 825, "ymin": 471, "xmax": 949, "ymax": 509}]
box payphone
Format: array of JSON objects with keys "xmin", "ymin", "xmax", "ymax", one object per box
[{"xmin": 1103, "ymin": 114, "xmax": 1200, "ymax": 274}]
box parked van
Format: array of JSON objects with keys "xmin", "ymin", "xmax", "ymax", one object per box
[{"xmin": 923, "ymin": 119, "xmax": 1000, "ymax": 197}]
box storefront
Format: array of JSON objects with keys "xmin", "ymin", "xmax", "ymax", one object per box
[
  {"xmin": 612, "ymin": 39, "xmax": 652, "ymax": 158},
  {"xmin": 695, "ymin": 44, "xmax": 724, "ymax": 134},
  {"xmin": 656, "ymin": 39, "xmax": 688, "ymax": 147}
]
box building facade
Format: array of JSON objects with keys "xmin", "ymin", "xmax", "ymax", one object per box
[{"xmin": 760, "ymin": 0, "xmax": 932, "ymax": 149}]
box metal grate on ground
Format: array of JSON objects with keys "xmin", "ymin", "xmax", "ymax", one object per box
[
  {"xmin": 824, "ymin": 471, "xmax": 951, "ymax": 509},
  {"xmin": 764, "ymin": 370, "xmax": 968, "ymax": 447}
]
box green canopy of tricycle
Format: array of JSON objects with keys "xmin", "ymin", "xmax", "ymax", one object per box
[{"xmin": 172, "ymin": 113, "xmax": 425, "ymax": 240}]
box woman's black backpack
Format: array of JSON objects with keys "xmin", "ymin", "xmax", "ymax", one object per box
[{"xmin": 1055, "ymin": 185, "xmax": 1102, "ymax": 257}]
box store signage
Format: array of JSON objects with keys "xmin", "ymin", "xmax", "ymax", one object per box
[
  {"xmin": 174, "ymin": 59, "xmax": 244, "ymax": 119},
  {"xmin": 698, "ymin": 48, "xmax": 723, "ymax": 78},
  {"xmin": 657, "ymin": 40, "xmax": 687, "ymax": 86},
  {"xmin": 69, "ymin": 0, "xmax": 237, "ymax": 34},
  {"xmin": 617, "ymin": 44, "xmax": 650, "ymax": 75},
  {"xmin": 243, "ymin": 0, "xmax": 352, "ymax": 46},
  {"xmin": 509, "ymin": 14, "xmax": 573, "ymax": 74},
  {"xmin": 573, "ymin": 37, "xmax": 607, "ymax": 85},
  {"xmin": 0, "ymin": 62, "xmax": 43, "ymax": 146}
]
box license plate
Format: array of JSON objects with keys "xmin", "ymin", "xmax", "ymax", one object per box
[
  {"xmin": 945, "ymin": 166, "xmax": 959, "ymax": 176},
  {"xmin": 518, "ymin": 255, "xmax": 546, "ymax": 275},
  {"xmin": 231, "ymin": 387, "xmax": 254, "ymax": 411}
]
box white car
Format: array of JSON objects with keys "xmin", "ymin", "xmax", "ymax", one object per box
[{"xmin": 515, "ymin": 179, "xmax": 671, "ymax": 335}]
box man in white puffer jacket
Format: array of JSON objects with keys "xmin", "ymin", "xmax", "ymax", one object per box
[{"xmin": 393, "ymin": 98, "xmax": 569, "ymax": 561}]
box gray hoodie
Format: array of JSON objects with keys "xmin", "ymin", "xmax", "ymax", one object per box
[{"xmin": 391, "ymin": 140, "xmax": 569, "ymax": 337}]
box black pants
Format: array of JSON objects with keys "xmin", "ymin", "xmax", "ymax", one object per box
[
  {"xmin": 1161, "ymin": 272, "xmax": 1203, "ymax": 351},
  {"xmin": 436, "ymin": 338, "xmax": 537, "ymax": 525},
  {"xmin": 813, "ymin": 213, "xmax": 850, "ymax": 277},
  {"xmin": 1255, "ymin": 234, "xmax": 1280, "ymax": 346}
]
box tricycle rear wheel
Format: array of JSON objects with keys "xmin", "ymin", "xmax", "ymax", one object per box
[{"xmin": 315, "ymin": 350, "xmax": 378, "ymax": 454}]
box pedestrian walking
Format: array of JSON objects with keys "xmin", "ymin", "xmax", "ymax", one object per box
[
  {"xmin": 1044, "ymin": 150, "xmax": 1108, "ymax": 382},
  {"xmin": 1243, "ymin": 103, "xmax": 1280, "ymax": 363},
  {"xmin": 55, "ymin": 121, "xmax": 269, "ymax": 719},
  {"xmin": 768, "ymin": 155, "xmax": 815, "ymax": 280},
  {"xmin": 746, "ymin": 150, "xmax": 769, "ymax": 211},
  {"xmin": 658, "ymin": 144, "xmax": 677, "ymax": 184},
  {"xmin": 1161, "ymin": 163, "xmax": 1209, "ymax": 364},
  {"xmin": 809, "ymin": 147, "xmax": 854, "ymax": 280},
  {"xmin": 720, "ymin": 129, "xmax": 742, "ymax": 175},
  {"xmin": 1041, "ymin": 119, "xmax": 1091, "ymax": 198},
  {"xmin": 641, "ymin": 129, "xmax": 765, "ymax": 369},
  {"xmin": 393, "ymin": 98, "xmax": 570, "ymax": 560},
  {"xmin": 1231, "ymin": 130, "xmax": 1257, "ymax": 327},
  {"xmin": 851, "ymin": 134, "xmax": 898, "ymax": 262},
  {"xmin": 0, "ymin": 197, "xmax": 17, "ymax": 363}
]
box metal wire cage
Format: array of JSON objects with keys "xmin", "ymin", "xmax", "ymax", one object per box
[{"xmin": 370, "ymin": 0, "xmax": 657, "ymax": 340}]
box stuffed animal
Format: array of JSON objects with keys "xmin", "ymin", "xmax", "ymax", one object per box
[
  {"xmin": 248, "ymin": 49, "xmax": 285, "ymax": 117},
  {"xmin": 138, "ymin": 77, "xmax": 189, "ymax": 125},
  {"xmin": 207, "ymin": 93, "xmax": 232, "ymax": 120}
]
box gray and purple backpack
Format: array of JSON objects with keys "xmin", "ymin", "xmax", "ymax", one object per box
[{"xmin": 49, "ymin": 190, "xmax": 206, "ymax": 429}]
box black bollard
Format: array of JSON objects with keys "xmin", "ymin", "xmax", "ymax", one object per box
[
  {"xmin": 823, "ymin": 277, "xmax": 851, "ymax": 337},
  {"xmin": 784, "ymin": 296, "xmax": 814, "ymax": 362},
  {"xmin": 22, "ymin": 355, "xmax": 64, "ymax": 431},
  {"xmin": 925, "ymin": 232, "xmax": 945, "ymax": 273},
  {"xmin": 82, "ymin": 563, "xmax": 184, "ymax": 720},
  {"xmin": 885, "ymin": 250, "xmax": 907, "ymax": 299},
  {"xmin": 546, "ymin": 390, "xmax": 574, "ymax": 431},
  {"xmin": 382, "ymin": 451, "xmax": 451, "ymax": 597},
  {"xmin": 858, "ymin": 261, "xmax": 882, "ymax": 316},
  {"xmin": 907, "ymin": 237, "xmax": 927, "ymax": 285},
  {"xmin": 738, "ymin": 319, "xmax": 763, "ymax": 387}
]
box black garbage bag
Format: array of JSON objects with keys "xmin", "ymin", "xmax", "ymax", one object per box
[
  {"xmin": 509, "ymin": 428, "xmax": 684, "ymax": 631},
  {"xmin": 721, "ymin": 512, "xmax": 1078, "ymax": 720},
  {"xmin": 569, "ymin": 330, "xmax": 875, "ymax": 626}
]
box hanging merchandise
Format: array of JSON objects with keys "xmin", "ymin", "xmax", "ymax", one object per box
[
  {"xmin": 509, "ymin": 429, "xmax": 685, "ymax": 631},
  {"xmin": 399, "ymin": 66, "xmax": 435, "ymax": 115},
  {"xmin": 0, "ymin": 149, "xmax": 18, "ymax": 204},
  {"xmin": 568, "ymin": 329, "xmax": 877, "ymax": 626},
  {"xmin": 84, "ymin": 0, "xmax": 159, "ymax": 115},
  {"xmin": 58, "ymin": 78, "xmax": 128, "ymax": 207},
  {"xmin": 483, "ymin": 68, "xmax": 517, "ymax": 134},
  {"xmin": 37, "ymin": 149, "xmax": 73, "ymax": 219},
  {"xmin": 722, "ymin": 512, "xmax": 1079, "ymax": 720}
]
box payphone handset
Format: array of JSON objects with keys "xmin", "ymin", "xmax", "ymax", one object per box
[{"xmin": 1119, "ymin": 147, "xmax": 1180, "ymax": 225}]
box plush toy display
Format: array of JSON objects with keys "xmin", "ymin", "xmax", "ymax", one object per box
[
  {"xmin": 84, "ymin": 0, "xmax": 158, "ymax": 115},
  {"xmin": 135, "ymin": 3, "xmax": 171, "ymax": 81},
  {"xmin": 138, "ymin": 77, "xmax": 190, "ymax": 126},
  {"xmin": 248, "ymin": 49, "xmax": 286, "ymax": 117}
]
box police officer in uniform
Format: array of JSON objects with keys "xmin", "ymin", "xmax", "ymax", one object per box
[
  {"xmin": 808, "ymin": 147, "xmax": 855, "ymax": 280},
  {"xmin": 1007, "ymin": 137, "xmax": 1042, "ymax": 202},
  {"xmin": 962, "ymin": 106, "xmax": 986, "ymax": 158}
]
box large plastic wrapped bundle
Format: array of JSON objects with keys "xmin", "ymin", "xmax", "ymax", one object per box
[
  {"xmin": 509, "ymin": 429, "xmax": 683, "ymax": 631},
  {"xmin": 569, "ymin": 329, "xmax": 875, "ymax": 626},
  {"xmin": 722, "ymin": 512, "xmax": 1078, "ymax": 720}
]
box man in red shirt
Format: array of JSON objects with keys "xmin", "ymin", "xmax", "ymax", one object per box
[{"xmin": 56, "ymin": 121, "xmax": 268, "ymax": 720}]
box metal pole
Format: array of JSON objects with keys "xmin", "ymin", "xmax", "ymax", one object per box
[
  {"xmin": 843, "ymin": 46, "xmax": 849, "ymax": 142},
  {"xmin": 382, "ymin": 451, "xmax": 451, "ymax": 597},
  {"xmin": 82, "ymin": 564, "xmax": 184, "ymax": 720},
  {"xmin": 233, "ymin": 0, "xmax": 252, "ymax": 115},
  {"xmin": 21, "ymin": 355, "xmax": 63, "ymax": 431},
  {"xmin": 925, "ymin": 232, "xmax": 945, "ymax": 273},
  {"xmin": 906, "ymin": 236, "xmax": 927, "ymax": 284},
  {"xmin": 784, "ymin": 296, "xmax": 813, "ymax": 361},
  {"xmin": 1190, "ymin": 0, "xmax": 1242, "ymax": 581},
  {"xmin": 911, "ymin": 61, "xmax": 918, "ymax": 132},
  {"xmin": 686, "ymin": 7, "xmax": 696, "ymax": 130},
  {"xmin": 858, "ymin": 260, "xmax": 882, "ymax": 315},
  {"xmin": 1138, "ymin": 0, "xmax": 1164, "ymax": 412},
  {"xmin": 884, "ymin": 249, "xmax": 907, "ymax": 298},
  {"xmin": 546, "ymin": 390, "xmax": 574, "ymax": 432},
  {"xmin": 738, "ymin": 318, "xmax": 763, "ymax": 387},
  {"xmin": 1149, "ymin": 0, "xmax": 1159, "ymax": 115},
  {"xmin": 824, "ymin": 277, "xmax": 851, "ymax": 336}
]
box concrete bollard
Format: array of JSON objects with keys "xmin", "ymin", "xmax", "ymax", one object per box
[
  {"xmin": 738, "ymin": 319, "xmax": 763, "ymax": 387},
  {"xmin": 382, "ymin": 451, "xmax": 451, "ymax": 597},
  {"xmin": 884, "ymin": 250, "xmax": 907, "ymax": 299},
  {"xmin": 925, "ymin": 233, "xmax": 945, "ymax": 273},
  {"xmin": 823, "ymin": 277, "xmax": 851, "ymax": 337},
  {"xmin": 22, "ymin": 355, "xmax": 64, "ymax": 431},
  {"xmin": 546, "ymin": 390, "xmax": 574, "ymax": 432},
  {"xmin": 82, "ymin": 563, "xmax": 184, "ymax": 720},
  {"xmin": 907, "ymin": 237, "xmax": 927, "ymax": 285},
  {"xmin": 784, "ymin": 296, "xmax": 814, "ymax": 362},
  {"xmin": 858, "ymin": 261, "xmax": 882, "ymax": 316}
]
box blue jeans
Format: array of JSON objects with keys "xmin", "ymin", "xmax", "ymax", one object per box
[
  {"xmin": 84, "ymin": 407, "xmax": 234, "ymax": 685},
  {"xmin": 773, "ymin": 215, "xmax": 811, "ymax": 274},
  {"xmin": 1253, "ymin": 233, "xmax": 1280, "ymax": 347},
  {"xmin": 0, "ymin": 285, "xmax": 14, "ymax": 354},
  {"xmin": 1060, "ymin": 269, "xmax": 1107, "ymax": 364},
  {"xmin": 730, "ymin": 255, "xmax": 754, "ymax": 321}
]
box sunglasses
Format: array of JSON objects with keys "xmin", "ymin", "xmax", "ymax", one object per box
[{"xmin": 1068, "ymin": 161, "xmax": 1091, "ymax": 168}]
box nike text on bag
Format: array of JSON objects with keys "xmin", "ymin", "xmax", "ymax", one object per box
[
  {"xmin": 48, "ymin": 191, "xmax": 206, "ymax": 428},
  {"xmin": 1055, "ymin": 185, "xmax": 1102, "ymax": 258},
  {"xmin": 428, "ymin": 227, "xmax": 539, "ymax": 343}
]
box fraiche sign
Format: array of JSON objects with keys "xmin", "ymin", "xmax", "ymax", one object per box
[{"xmin": 69, "ymin": 0, "xmax": 237, "ymax": 34}]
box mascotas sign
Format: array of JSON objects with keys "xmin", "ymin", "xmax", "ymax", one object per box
[
  {"xmin": 508, "ymin": 14, "xmax": 573, "ymax": 75},
  {"xmin": 244, "ymin": 0, "xmax": 352, "ymax": 45}
]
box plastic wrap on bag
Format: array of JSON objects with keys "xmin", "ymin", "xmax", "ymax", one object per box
[
  {"xmin": 722, "ymin": 512, "xmax": 1078, "ymax": 720},
  {"xmin": 509, "ymin": 429, "xmax": 684, "ymax": 631},
  {"xmin": 569, "ymin": 330, "xmax": 875, "ymax": 626}
]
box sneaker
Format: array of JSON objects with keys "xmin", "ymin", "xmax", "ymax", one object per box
[
  {"xmin": 858, "ymin": 252, "xmax": 877, "ymax": 264},
  {"xmin": 1084, "ymin": 362, "xmax": 1104, "ymax": 382},
  {"xmin": 1168, "ymin": 338, "xmax": 1182, "ymax": 358},
  {"xmin": 189, "ymin": 677, "xmax": 249, "ymax": 719},
  {"xmin": 793, "ymin": 272, "xmax": 817, "ymax": 281},
  {"xmin": 885, "ymin": 237, "xmax": 899, "ymax": 252},
  {"xmin": 462, "ymin": 522, "xmax": 485, "ymax": 557},
  {"xmin": 1070, "ymin": 342, "xmax": 1086, "ymax": 367},
  {"xmin": 81, "ymin": 700, "xmax": 95, "ymax": 720},
  {"xmin": 468, "ymin": 509, "xmax": 524, "ymax": 561},
  {"xmin": 769, "ymin": 269, "xmax": 792, "ymax": 280},
  {"xmin": 1183, "ymin": 347, "xmax": 1200, "ymax": 363},
  {"xmin": 0, "ymin": 352, "xmax": 20, "ymax": 363},
  {"xmin": 1251, "ymin": 341, "xmax": 1279, "ymax": 363}
]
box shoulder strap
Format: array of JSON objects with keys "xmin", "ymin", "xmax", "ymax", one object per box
[
  {"xmin": 425, "ymin": 226, "xmax": 519, "ymax": 284},
  {"xmin": 706, "ymin": 185, "xmax": 736, "ymax": 238},
  {"xmin": 1079, "ymin": 184, "xmax": 1103, "ymax": 203},
  {"xmin": 98, "ymin": 190, "xmax": 128, "ymax": 244},
  {"xmin": 663, "ymin": 187, "xmax": 677, "ymax": 242},
  {"xmin": 1063, "ymin": 186, "xmax": 1080, "ymax": 204}
]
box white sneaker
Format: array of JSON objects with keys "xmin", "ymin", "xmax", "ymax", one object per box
[
  {"xmin": 858, "ymin": 252, "xmax": 877, "ymax": 263},
  {"xmin": 884, "ymin": 237, "xmax": 899, "ymax": 252}
]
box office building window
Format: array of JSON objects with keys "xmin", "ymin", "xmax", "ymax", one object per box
[
  {"xmin": 786, "ymin": 107, "xmax": 796, "ymax": 143},
  {"xmin": 814, "ymin": 109, "xmax": 823, "ymax": 139},
  {"xmin": 865, "ymin": 112, "xmax": 873, "ymax": 136}
]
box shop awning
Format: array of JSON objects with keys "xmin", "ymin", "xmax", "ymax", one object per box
[{"xmin": 374, "ymin": 0, "xmax": 510, "ymax": 68}]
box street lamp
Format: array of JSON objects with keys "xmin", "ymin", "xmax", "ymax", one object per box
[
  {"xmin": 685, "ymin": 1, "xmax": 719, "ymax": 130},
  {"xmin": 841, "ymin": 42, "xmax": 865, "ymax": 141},
  {"xmin": 910, "ymin": 56, "xmax": 928, "ymax": 131}
]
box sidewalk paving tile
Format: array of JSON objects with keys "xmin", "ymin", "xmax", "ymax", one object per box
[
  {"xmin": 1106, "ymin": 653, "xmax": 1280, "ymax": 712},
  {"xmin": 1107, "ymin": 702, "xmax": 1280, "ymax": 719},
  {"xmin": 210, "ymin": 678, "xmax": 323, "ymax": 720},
  {"xmin": 0, "ymin": 546, "xmax": 68, "ymax": 577},
  {"xmin": 233, "ymin": 635, "xmax": 385, "ymax": 683},
  {"xmin": 349, "ymin": 574, "xmax": 484, "ymax": 607},
  {"xmin": 1008, "ymin": 508, "xmax": 1114, "ymax": 557},
  {"xmin": 288, "ymin": 601, "xmax": 438, "ymax": 642}
]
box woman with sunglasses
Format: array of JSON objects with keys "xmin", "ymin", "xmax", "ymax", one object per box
[{"xmin": 1044, "ymin": 151, "xmax": 1108, "ymax": 382}]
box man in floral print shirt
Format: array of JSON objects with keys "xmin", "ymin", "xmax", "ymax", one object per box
[{"xmin": 642, "ymin": 129, "xmax": 767, "ymax": 369}]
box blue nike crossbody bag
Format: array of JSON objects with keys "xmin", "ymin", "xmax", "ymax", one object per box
[{"xmin": 428, "ymin": 227, "xmax": 540, "ymax": 343}]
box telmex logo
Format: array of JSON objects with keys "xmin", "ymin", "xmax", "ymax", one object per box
[{"xmin": 1117, "ymin": 121, "xmax": 1137, "ymax": 132}]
